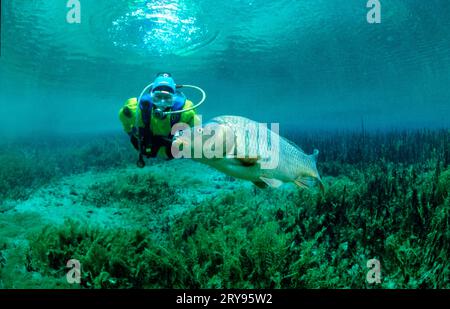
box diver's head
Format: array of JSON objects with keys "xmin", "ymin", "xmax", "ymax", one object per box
[{"xmin": 151, "ymin": 73, "xmax": 176, "ymax": 118}]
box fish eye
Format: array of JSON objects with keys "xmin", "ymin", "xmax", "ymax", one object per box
[
  {"xmin": 174, "ymin": 130, "xmax": 184, "ymax": 138},
  {"xmin": 197, "ymin": 128, "xmax": 203, "ymax": 134}
]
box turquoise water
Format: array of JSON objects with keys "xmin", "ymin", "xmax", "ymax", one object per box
[
  {"xmin": 1, "ymin": 0, "xmax": 450, "ymax": 137},
  {"xmin": 0, "ymin": 1, "xmax": 449, "ymax": 289}
]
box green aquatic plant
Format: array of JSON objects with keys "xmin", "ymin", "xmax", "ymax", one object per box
[
  {"xmin": 25, "ymin": 220, "xmax": 165, "ymax": 288},
  {"xmin": 0, "ymin": 130, "xmax": 448, "ymax": 289},
  {"xmin": 4, "ymin": 162, "xmax": 448, "ymax": 289},
  {"xmin": 0, "ymin": 134, "xmax": 135, "ymax": 202},
  {"xmin": 81, "ymin": 173, "xmax": 177, "ymax": 207},
  {"xmin": 0, "ymin": 151, "xmax": 57, "ymax": 201}
]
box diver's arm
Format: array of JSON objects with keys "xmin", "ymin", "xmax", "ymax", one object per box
[
  {"xmin": 181, "ymin": 99, "xmax": 201, "ymax": 127},
  {"xmin": 119, "ymin": 98, "xmax": 138, "ymax": 131},
  {"xmin": 119, "ymin": 98, "xmax": 141, "ymax": 149},
  {"xmin": 119, "ymin": 108, "xmax": 133, "ymax": 134},
  {"xmin": 185, "ymin": 111, "xmax": 201, "ymax": 127}
]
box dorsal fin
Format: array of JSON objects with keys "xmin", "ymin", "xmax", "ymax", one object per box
[
  {"xmin": 281, "ymin": 137, "xmax": 306, "ymax": 154},
  {"xmin": 312, "ymin": 149, "xmax": 320, "ymax": 162}
]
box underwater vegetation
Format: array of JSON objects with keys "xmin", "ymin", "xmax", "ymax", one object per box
[
  {"xmin": 0, "ymin": 129, "xmax": 449, "ymax": 289},
  {"xmin": 0, "ymin": 135, "xmax": 134, "ymax": 202}
]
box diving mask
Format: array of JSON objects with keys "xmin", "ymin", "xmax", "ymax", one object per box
[{"xmin": 151, "ymin": 90, "xmax": 174, "ymax": 109}]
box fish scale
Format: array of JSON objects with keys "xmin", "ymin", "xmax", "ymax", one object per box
[{"xmin": 176, "ymin": 115, "xmax": 324, "ymax": 192}]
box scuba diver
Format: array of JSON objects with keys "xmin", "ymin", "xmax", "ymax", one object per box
[{"xmin": 119, "ymin": 73, "xmax": 205, "ymax": 168}]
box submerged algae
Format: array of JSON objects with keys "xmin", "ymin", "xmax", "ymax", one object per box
[{"xmin": 0, "ymin": 130, "xmax": 449, "ymax": 289}]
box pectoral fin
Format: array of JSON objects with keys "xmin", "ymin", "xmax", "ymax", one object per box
[{"xmin": 260, "ymin": 177, "xmax": 284, "ymax": 188}]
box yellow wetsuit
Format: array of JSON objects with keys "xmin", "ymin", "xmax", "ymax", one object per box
[{"xmin": 119, "ymin": 97, "xmax": 200, "ymax": 158}]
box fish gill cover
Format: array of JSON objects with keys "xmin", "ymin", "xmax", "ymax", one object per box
[{"xmin": 0, "ymin": 0, "xmax": 449, "ymax": 291}]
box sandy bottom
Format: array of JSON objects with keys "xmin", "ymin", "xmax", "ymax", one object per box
[{"xmin": 0, "ymin": 159, "xmax": 252, "ymax": 244}]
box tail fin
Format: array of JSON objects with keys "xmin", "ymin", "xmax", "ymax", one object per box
[
  {"xmin": 312, "ymin": 149, "xmax": 320, "ymax": 162},
  {"xmin": 317, "ymin": 178, "xmax": 325, "ymax": 194},
  {"xmin": 313, "ymin": 149, "xmax": 324, "ymax": 193},
  {"xmin": 294, "ymin": 176, "xmax": 325, "ymax": 194},
  {"xmin": 294, "ymin": 149, "xmax": 324, "ymax": 193}
]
